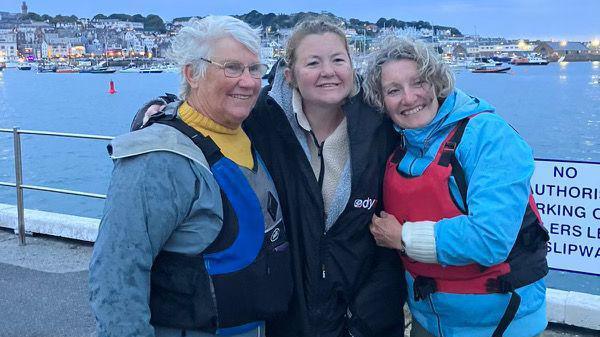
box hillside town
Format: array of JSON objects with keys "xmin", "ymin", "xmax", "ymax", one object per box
[{"xmin": 1, "ymin": 1, "xmax": 599, "ymax": 70}]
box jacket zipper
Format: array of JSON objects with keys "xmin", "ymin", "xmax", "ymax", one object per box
[{"xmin": 428, "ymin": 295, "xmax": 444, "ymax": 337}]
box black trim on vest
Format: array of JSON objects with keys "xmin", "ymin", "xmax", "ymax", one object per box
[{"xmin": 145, "ymin": 115, "xmax": 292, "ymax": 333}]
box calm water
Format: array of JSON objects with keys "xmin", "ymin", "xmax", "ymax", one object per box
[{"xmin": 1, "ymin": 62, "xmax": 599, "ymax": 293}]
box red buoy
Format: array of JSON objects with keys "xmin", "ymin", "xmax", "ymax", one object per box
[{"xmin": 108, "ymin": 80, "xmax": 117, "ymax": 94}]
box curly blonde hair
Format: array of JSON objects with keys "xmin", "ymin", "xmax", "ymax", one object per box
[{"xmin": 362, "ymin": 36, "xmax": 454, "ymax": 112}]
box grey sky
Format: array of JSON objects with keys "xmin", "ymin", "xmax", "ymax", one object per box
[{"xmin": 4, "ymin": 0, "xmax": 599, "ymax": 41}]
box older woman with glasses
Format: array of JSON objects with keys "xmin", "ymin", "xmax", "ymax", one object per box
[
  {"xmin": 90, "ymin": 16, "xmax": 292, "ymax": 337},
  {"xmin": 364, "ymin": 37, "xmax": 549, "ymax": 337}
]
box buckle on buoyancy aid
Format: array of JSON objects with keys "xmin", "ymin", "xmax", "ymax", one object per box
[
  {"xmin": 485, "ymin": 275, "xmax": 515, "ymax": 293},
  {"xmin": 438, "ymin": 141, "xmax": 457, "ymax": 167},
  {"xmin": 413, "ymin": 276, "xmax": 437, "ymax": 301}
]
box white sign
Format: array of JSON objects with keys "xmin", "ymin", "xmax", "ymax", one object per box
[{"xmin": 532, "ymin": 159, "xmax": 600, "ymax": 276}]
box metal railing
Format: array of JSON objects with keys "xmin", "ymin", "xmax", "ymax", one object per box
[{"xmin": 0, "ymin": 127, "xmax": 114, "ymax": 245}]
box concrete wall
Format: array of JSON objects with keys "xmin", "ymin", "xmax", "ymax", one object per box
[{"xmin": 0, "ymin": 203, "xmax": 598, "ymax": 331}]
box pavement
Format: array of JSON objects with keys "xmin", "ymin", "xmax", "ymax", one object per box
[{"xmin": 0, "ymin": 228, "xmax": 597, "ymax": 337}]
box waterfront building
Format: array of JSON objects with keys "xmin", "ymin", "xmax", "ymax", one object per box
[
  {"xmin": 0, "ymin": 31, "xmax": 18, "ymax": 62},
  {"xmin": 534, "ymin": 41, "xmax": 591, "ymax": 61}
]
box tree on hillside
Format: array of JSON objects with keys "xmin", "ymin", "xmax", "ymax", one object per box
[
  {"xmin": 144, "ymin": 14, "xmax": 166, "ymax": 32},
  {"xmin": 132, "ymin": 14, "xmax": 145, "ymax": 23},
  {"xmin": 173, "ymin": 17, "xmax": 193, "ymax": 22},
  {"xmin": 108, "ymin": 14, "xmax": 133, "ymax": 22},
  {"xmin": 22, "ymin": 12, "xmax": 42, "ymax": 21},
  {"xmin": 51, "ymin": 15, "xmax": 79, "ymax": 24},
  {"xmin": 93, "ymin": 14, "xmax": 107, "ymax": 21}
]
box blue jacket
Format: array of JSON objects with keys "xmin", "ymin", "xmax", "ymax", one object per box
[{"xmin": 397, "ymin": 89, "xmax": 547, "ymax": 337}]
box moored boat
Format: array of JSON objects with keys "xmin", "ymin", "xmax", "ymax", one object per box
[
  {"xmin": 38, "ymin": 64, "xmax": 57, "ymax": 73},
  {"xmin": 139, "ymin": 66, "xmax": 163, "ymax": 73},
  {"xmin": 471, "ymin": 65, "xmax": 512, "ymax": 73},
  {"xmin": 17, "ymin": 64, "xmax": 32, "ymax": 70},
  {"xmin": 81, "ymin": 66, "xmax": 117, "ymax": 74},
  {"xmin": 55, "ymin": 66, "xmax": 80, "ymax": 73},
  {"xmin": 511, "ymin": 53, "xmax": 549, "ymax": 65}
]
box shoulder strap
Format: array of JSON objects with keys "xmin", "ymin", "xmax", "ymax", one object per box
[
  {"xmin": 145, "ymin": 114, "xmax": 224, "ymax": 167},
  {"xmin": 437, "ymin": 118, "xmax": 470, "ymax": 212}
]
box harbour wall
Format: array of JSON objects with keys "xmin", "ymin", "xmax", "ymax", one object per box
[{"xmin": 0, "ymin": 203, "xmax": 598, "ymax": 331}]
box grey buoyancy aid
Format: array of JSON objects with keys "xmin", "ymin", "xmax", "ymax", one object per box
[{"xmin": 143, "ymin": 110, "xmax": 293, "ymax": 335}]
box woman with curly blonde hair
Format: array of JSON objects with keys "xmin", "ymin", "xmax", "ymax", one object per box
[{"xmin": 364, "ymin": 37, "xmax": 549, "ymax": 337}]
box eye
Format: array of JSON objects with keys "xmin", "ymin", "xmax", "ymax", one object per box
[
  {"xmin": 306, "ymin": 61, "xmax": 319, "ymax": 67},
  {"xmin": 386, "ymin": 88, "xmax": 400, "ymax": 96},
  {"xmin": 413, "ymin": 80, "xmax": 425, "ymax": 87},
  {"xmin": 333, "ymin": 58, "xmax": 346, "ymax": 64},
  {"xmin": 225, "ymin": 62, "xmax": 244, "ymax": 73}
]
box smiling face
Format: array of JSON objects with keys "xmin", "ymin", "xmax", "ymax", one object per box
[
  {"xmin": 285, "ymin": 32, "xmax": 353, "ymax": 109},
  {"xmin": 185, "ymin": 37, "xmax": 261, "ymax": 129},
  {"xmin": 381, "ymin": 59, "xmax": 439, "ymax": 129}
]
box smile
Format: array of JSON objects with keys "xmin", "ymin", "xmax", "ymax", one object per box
[
  {"xmin": 317, "ymin": 83, "xmax": 340, "ymax": 88},
  {"xmin": 230, "ymin": 94, "xmax": 252, "ymax": 100},
  {"xmin": 402, "ymin": 105, "xmax": 425, "ymax": 116}
]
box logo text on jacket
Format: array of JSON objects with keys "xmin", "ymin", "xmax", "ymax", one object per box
[{"xmin": 353, "ymin": 197, "xmax": 377, "ymax": 210}]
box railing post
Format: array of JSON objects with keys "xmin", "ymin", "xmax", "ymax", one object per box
[{"xmin": 12, "ymin": 127, "xmax": 26, "ymax": 246}]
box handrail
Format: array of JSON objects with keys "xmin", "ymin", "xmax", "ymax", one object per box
[{"xmin": 0, "ymin": 127, "xmax": 114, "ymax": 245}]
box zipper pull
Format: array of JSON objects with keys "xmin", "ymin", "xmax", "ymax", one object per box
[{"xmin": 321, "ymin": 264, "xmax": 326, "ymax": 279}]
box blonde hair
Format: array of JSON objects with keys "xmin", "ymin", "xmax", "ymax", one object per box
[{"xmin": 362, "ymin": 36, "xmax": 454, "ymax": 112}]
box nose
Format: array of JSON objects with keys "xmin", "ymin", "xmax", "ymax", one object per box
[
  {"xmin": 320, "ymin": 61, "xmax": 335, "ymax": 77},
  {"xmin": 237, "ymin": 69, "xmax": 259, "ymax": 89},
  {"xmin": 400, "ymin": 87, "xmax": 418, "ymax": 105}
]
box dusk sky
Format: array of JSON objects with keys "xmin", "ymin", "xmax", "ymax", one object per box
[{"xmin": 3, "ymin": 0, "xmax": 599, "ymax": 41}]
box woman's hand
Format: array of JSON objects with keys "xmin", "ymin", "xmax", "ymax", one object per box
[{"xmin": 370, "ymin": 211, "xmax": 405, "ymax": 251}]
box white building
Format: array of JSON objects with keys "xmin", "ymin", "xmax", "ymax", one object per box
[
  {"xmin": 0, "ymin": 32, "xmax": 18, "ymax": 61},
  {"xmin": 93, "ymin": 19, "xmax": 143, "ymax": 31}
]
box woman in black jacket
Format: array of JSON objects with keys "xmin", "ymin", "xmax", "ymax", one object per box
[
  {"xmin": 135, "ymin": 17, "xmax": 406, "ymax": 337},
  {"xmin": 244, "ymin": 18, "xmax": 406, "ymax": 337}
]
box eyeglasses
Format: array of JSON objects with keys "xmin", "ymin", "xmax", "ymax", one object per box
[{"xmin": 200, "ymin": 57, "xmax": 268, "ymax": 79}]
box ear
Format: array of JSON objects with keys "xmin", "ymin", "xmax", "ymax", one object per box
[
  {"xmin": 283, "ymin": 67, "xmax": 294, "ymax": 85},
  {"xmin": 183, "ymin": 64, "xmax": 199, "ymax": 89}
]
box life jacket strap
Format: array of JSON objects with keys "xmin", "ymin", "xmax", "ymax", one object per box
[
  {"xmin": 492, "ymin": 290, "xmax": 521, "ymax": 337},
  {"xmin": 146, "ymin": 114, "xmax": 224, "ymax": 166}
]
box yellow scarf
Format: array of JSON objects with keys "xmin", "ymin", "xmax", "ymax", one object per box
[{"xmin": 178, "ymin": 101, "xmax": 253, "ymax": 170}]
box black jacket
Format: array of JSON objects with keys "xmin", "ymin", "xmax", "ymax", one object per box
[{"xmin": 243, "ymin": 76, "xmax": 406, "ymax": 337}]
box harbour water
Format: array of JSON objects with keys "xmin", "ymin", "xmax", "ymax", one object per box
[{"xmin": 1, "ymin": 61, "xmax": 599, "ymax": 294}]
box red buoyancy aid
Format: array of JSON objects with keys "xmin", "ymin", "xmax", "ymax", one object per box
[{"xmin": 383, "ymin": 115, "xmax": 548, "ymax": 295}]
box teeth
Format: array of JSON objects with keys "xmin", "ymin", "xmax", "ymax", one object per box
[
  {"xmin": 231, "ymin": 94, "xmax": 251, "ymax": 99},
  {"xmin": 319, "ymin": 83, "xmax": 339, "ymax": 87},
  {"xmin": 403, "ymin": 106, "xmax": 424, "ymax": 115}
]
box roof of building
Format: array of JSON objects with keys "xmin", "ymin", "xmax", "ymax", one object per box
[{"xmin": 543, "ymin": 41, "xmax": 588, "ymax": 51}]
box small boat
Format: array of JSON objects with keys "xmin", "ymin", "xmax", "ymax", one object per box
[
  {"xmin": 86, "ymin": 66, "xmax": 117, "ymax": 74},
  {"xmin": 119, "ymin": 66, "xmax": 140, "ymax": 73},
  {"xmin": 38, "ymin": 64, "xmax": 57, "ymax": 73},
  {"xmin": 139, "ymin": 66, "xmax": 163, "ymax": 73},
  {"xmin": 55, "ymin": 66, "xmax": 80, "ymax": 73},
  {"xmin": 471, "ymin": 65, "xmax": 511, "ymax": 73},
  {"xmin": 17, "ymin": 64, "xmax": 32, "ymax": 70},
  {"xmin": 512, "ymin": 53, "xmax": 549, "ymax": 65}
]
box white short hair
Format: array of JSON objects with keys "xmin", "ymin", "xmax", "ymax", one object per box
[{"xmin": 169, "ymin": 16, "xmax": 261, "ymax": 99}]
